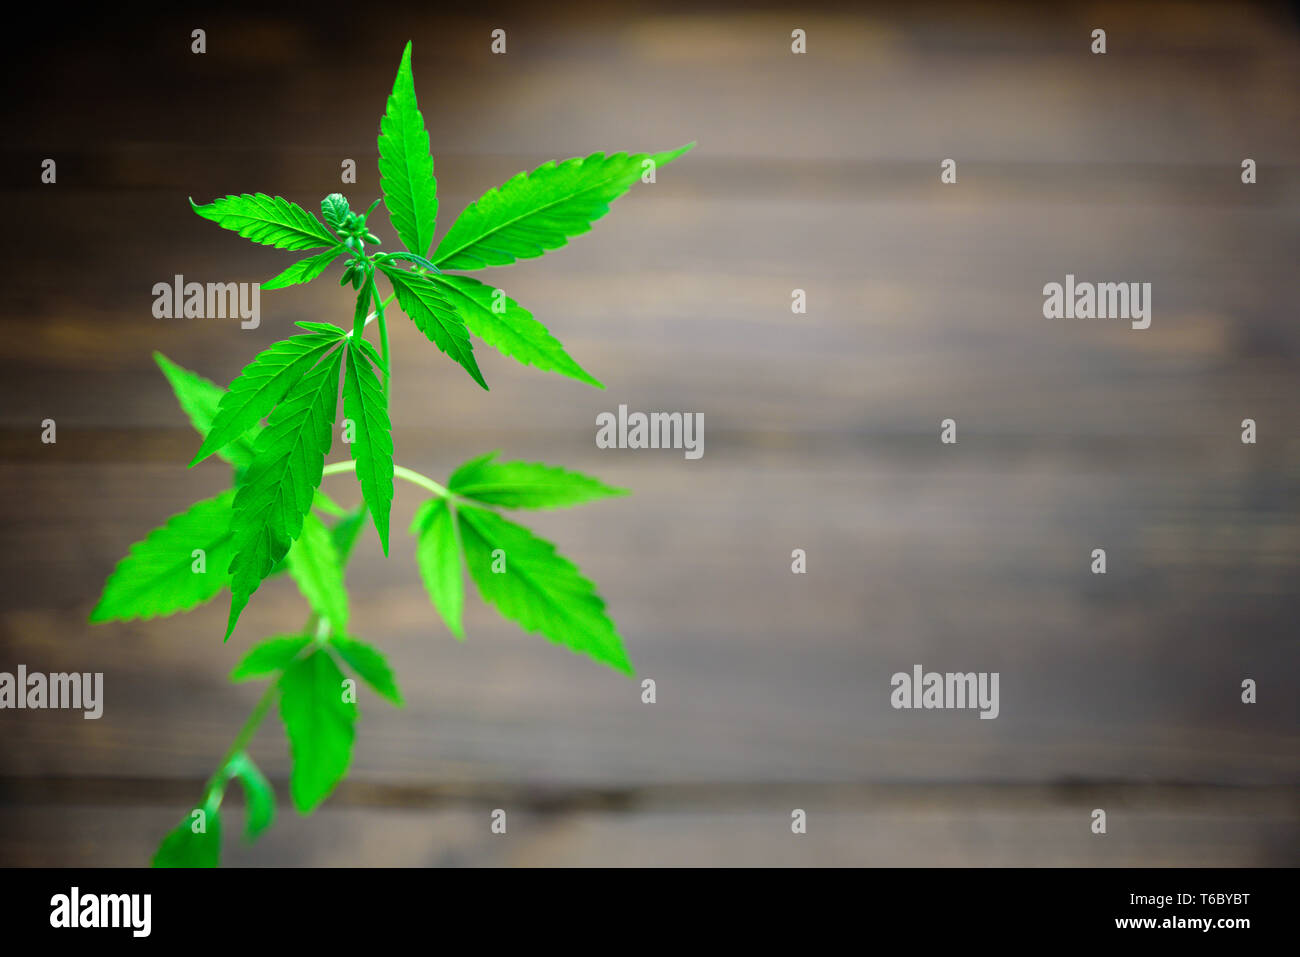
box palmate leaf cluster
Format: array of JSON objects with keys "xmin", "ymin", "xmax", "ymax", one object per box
[{"xmin": 89, "ymin": 41, "xmax": 690, "ymax": 866}]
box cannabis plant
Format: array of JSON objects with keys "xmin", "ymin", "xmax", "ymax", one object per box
[{"xmin": 90, "ymin": 41, "xmax": 690, "ymax": 866}]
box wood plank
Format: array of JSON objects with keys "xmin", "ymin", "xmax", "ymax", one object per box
[
  {"xmin": 0, "ymin": 0, "xmax": 1296, "ymax": 865},
  {"xmin": 2, "ymin": 785, "xmax": 1294, "ymax": 866}
]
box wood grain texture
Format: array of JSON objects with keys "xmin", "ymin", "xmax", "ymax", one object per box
[{"xmin": 0, "ymin": 1, "xmax": 1296, "ymax": 865}]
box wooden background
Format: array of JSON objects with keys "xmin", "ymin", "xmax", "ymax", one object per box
[{"xmin": 0, "ymin": 1, "xmax": 1297, "ymax": 865}]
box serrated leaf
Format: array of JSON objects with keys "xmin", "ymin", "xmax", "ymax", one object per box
[
  {"xmin": 91, "ymin": 490, "xmax": 237, "ymax": 623},
  {"xmin": 430, "ymin": 274, "xmax": 601, "ymax": 388},
  {"xmin": 342, "ymin": 340, "xmax": 394, "ymax": 553},
  {"xmin": 191, "ymin": 328, "xmax": 345, "ymax": 467},
  {"xmin": 411, "ymin": 499, "xmax": 464, "ymax": 640},
  {"xmin": 230, "ymin": 634, "xmax": 313, "ymax": 681},
  {"xmin": 285, "ymin": 511, "xmax": 350, "ymax": 634},
  {"xmin": 433, "ymin": 144, "xmax": 693, "ymax": 270},
  {"xmin": 378, "ymin": 41, "xmax": 438, "ymax": 258},
  {"xmin": 191, "ymin": 193, "xmax": 337, "ymax": 251},
  {"xmin": 278, "ymin": 647, "xmax": 355, "ymax": 813},
  {"xmin": 456, "ymin": 506, "xmax": 632, "ymax": 674},
  {"xmin": 152, "ymin": 805, "xmax": 221, "ymax": 868},
  {"xmin": 449, "ymin": 451, "xmax": 627, "ymax": 509},
  {"xmin": 154, "ymin": 353, "xmax": 259, "ymax": 469},
  {"xmin": 295, "ymin": 321, "xmax": 348, "ymax": 337},
  {"xmin": 263, "ymin": 247, "xmax": 344, "ymax": 290},
  {"xmin": 226, "ymin": 346, "xmax": 343, "ymax": 640},
  {"xmin": 321, "ymin": 193, "xmax": 351, "ymax": 232},
  {"xmin": 330, "ymin": 635, "xmax": 403, "ymax": 705},
  {"xmin": 380, "ymin": 264, "xmax": 486, "ymax": 389},
  {"xmin": 223, "ymin": 751, "xmax": 275, "ymax": 839}
]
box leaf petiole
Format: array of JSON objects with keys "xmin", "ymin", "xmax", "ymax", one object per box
[
  {"xmin": 345, "ymin": 292, "xmax": 397, "ymax": 339},
  {"xmin": 322, "ymin": 460, "xmax": 458, "ymax": 502},
  {"xmin": 198, "ymin": 608, "xmax": 335, "ymax": 811},
  {"xmin": 375, "ymin": 250, "xmax": 441, "ymax": 274},
  {"xmin": 200, "ymin": 681, "xmax": 278, "ymax": 809}
]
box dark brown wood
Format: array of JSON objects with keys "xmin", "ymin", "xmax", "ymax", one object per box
[{"xmin": 0, "ymin": 1, "xmax": 1296, "ymax": 865}]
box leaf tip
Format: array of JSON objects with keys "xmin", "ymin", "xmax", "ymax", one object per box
[
  {"xmin": 224, "ymin": 598, "xmax": 245, "ymax": 642},
  {"xmin": 570, "ymin": 365, "xmax": 604, "ymax": 389}
]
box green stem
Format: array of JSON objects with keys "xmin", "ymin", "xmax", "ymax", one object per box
[
  {"xmin": 192, "ymin": 262, "xmax": 404, "ymax": 825},
  {"xmin": 198, "ymin": 573, "xmax": 349, "ymax": 810},
  {"xmin": 201, "ymin": 680, "xmax": 279, "ymax": 807},
  {"xmin": 347, "ymin": 292, "xmax": 396, "ymax": 338},
  {"xmin": 322, "ymin": 459, "xmax": 456, "ymax": 500},
  {"xmin": 187, "ymin": 247, "xmax": 407, "ymax": 834}
]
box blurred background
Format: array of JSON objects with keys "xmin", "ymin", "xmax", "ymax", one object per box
[{"xmin": 1, "ymin": 1, "xmax": 1297, "ymax": 865}]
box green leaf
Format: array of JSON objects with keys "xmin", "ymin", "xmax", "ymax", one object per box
[
  {"xmin": 377, "ymin": 41, "xmax": 438, "ymax": 258},
  {"xmin": 191, "ymin": 328, "xmax": 346, "ymax": 467},
  {"xmin": 278, "ymin": 647, "xmax": 356, "ymax": 813},
  {"xmin": 91, "ymin": 490, "xmax": 237, "ymax": 623},
  {"xmin": 230, "ymin": 634, "xmax": 312, "ymax": 681},
  {"xmin": 152, "ymin": 806, "xmax": 222, "ymax": 868},
  {"xmin": 191, "ymin": 193, "xmax": 338, "ymax": 251},
  {"xmin": 411, "ymin": 499, "xmax": 464, "ymax": 640},
  {"xmin": 449, "ymin": 451, "xmax": 627, "ymax": 510},
  {"xmin": 263, "ymin": 247, "xmax": 344, "ymax": 290},
  {"xmin": 331, "ymin": 507, "xmax": 367, "ymax": 567},
  {"xmin": 296, "ymin": 321, "xmax": 349, "ymax": 336},
  {"xmin": 456, "ymin": 506, "xmax": 632, "ymax": 674},
  {"xmin": 380, "ymin": 263, "xmax": 486, "ymax": 389},
  {"xmin": 154, "ymin": 353, "xmax": 259, "ymax": 469},
  {"xmin": 330, "ymin": 635, "xmax": 403, "ymax": 705},
  {"xmin": 342, "ymin": 339, "xmax": 394, "ymax": 553},
  {"xmin": 227, "ymin": 346, "xmax": 344, "ymax": 640},
  {"xmin": 433, "ymin": 144, "xmax": 694, "ymax": 270},
  {"xmin": 430, "ymin": 274, "xmax": 601, "ymax": 388},
  {"xmin": 321, "ymin": 193, "xmax": 352, "ymax": 232},
  {"xmin": 223, "ymin": 751, "xmax": 275, "ymax": 839},
  {"xmin": 285, "ymin": 511, "xmax": 350, "ymax": 634}
]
